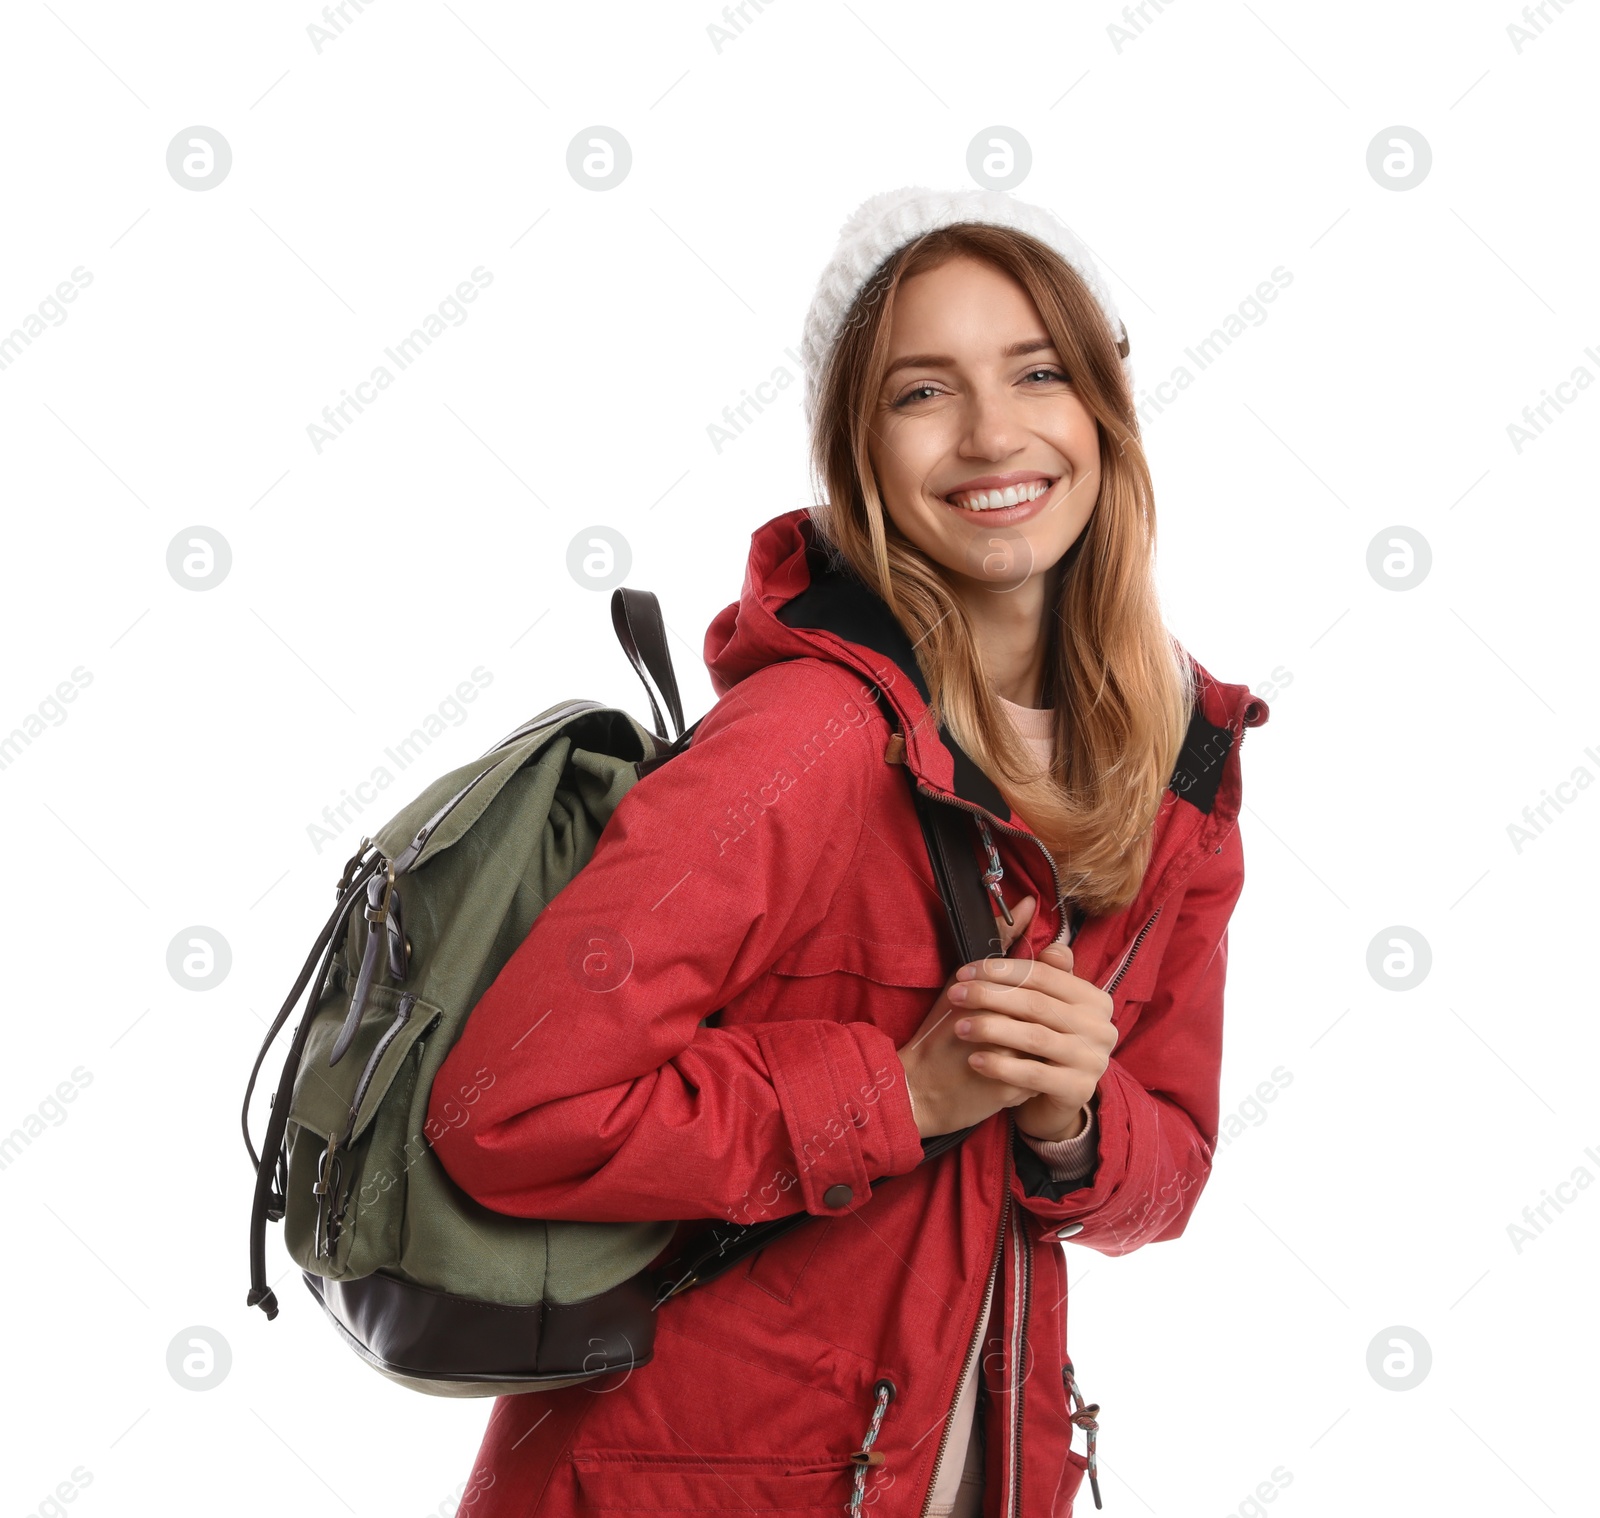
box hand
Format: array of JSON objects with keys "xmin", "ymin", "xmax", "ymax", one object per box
[
  {"xmin": 952, "ymin": 926, "xmax": 1116, "ymax": 1143},
  {"xmin": 897, "ymin": 895, "xmax": 1113, "ymax": 1140}
]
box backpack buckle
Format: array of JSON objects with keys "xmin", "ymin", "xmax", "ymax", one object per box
[
  {"xmin": 364, "ymin": 860, "xmax": 397, "ymax": 924},
  {"xmin": 312, "ymin": 1140, "xmax": 343, "ymax": 1259}
]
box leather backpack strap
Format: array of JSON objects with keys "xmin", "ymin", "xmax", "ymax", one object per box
[{"xmin": 611, "ymin": 587, "xmax": 685, "ymax": 743}]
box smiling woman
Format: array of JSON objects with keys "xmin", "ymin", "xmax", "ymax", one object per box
[{"xmin": 425, "ymin": 185, "xmax": 1268, "ymax": 1518}]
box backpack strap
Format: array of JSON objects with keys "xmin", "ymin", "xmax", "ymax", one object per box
[
  {"xmin": 612, "ymin": 587, "xmax": 685, "ymax": 743},
  {"xmin": 243, "ymin": 844, "xmax": 386, "ymax": 1318}
]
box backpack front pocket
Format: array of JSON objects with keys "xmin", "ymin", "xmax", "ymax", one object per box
[{"xmin": 284, "ymin": 982, "xmax": 442, "ymax": 1280}]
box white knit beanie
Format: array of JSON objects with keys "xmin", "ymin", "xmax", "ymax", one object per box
[{"xmin": 799, "ymin": 185, "xmax": 1132, "ymax": 426}]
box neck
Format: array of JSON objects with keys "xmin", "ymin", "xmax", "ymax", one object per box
[{"xmin": 953, "ymin": 564, "xmax": 1055, "ymax": 709}]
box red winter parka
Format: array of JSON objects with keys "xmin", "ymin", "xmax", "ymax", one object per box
[{"xmin": 427, "ymin": 506, "xmax": 1270, "ymax": 1517}]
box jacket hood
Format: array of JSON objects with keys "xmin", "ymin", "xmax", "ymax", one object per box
[{"xmin": 704, "ymin": 508, "xmax": 1269, "ymax": 841}]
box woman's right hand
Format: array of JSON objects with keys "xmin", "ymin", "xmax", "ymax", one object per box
[{"xmin": 896, "ymin": 895, "xmax": 1040, "ymax": 1137}]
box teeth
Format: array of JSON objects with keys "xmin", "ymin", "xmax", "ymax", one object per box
[{"xmin": 947, "ymin": 478, "xmax": 1053, "ymax": 511}]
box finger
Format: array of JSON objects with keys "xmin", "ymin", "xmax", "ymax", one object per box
[
  {"xmin": 955, "ymin": 1010, "xmax": 1090, "ymax": 1065},
  {"xmin": 960, "ymin": 946, "xmax": 1088, "ymax": 1004},
  {"xmin": 965, "ymin": 1047, "xmax": 1078, "ymax": 1097},
  {"xmin": 1038, "ymin": 938, "xmax": 1074, "ymax": 975},
  {"xmin": 953, "ymin": 972, "xmax": 1094, "ymax": 1030},
  {"xmin": 995, "ymin": 894, "xmax": 1036, "ymax": 955}
]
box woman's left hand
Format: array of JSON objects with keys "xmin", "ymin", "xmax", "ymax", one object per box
[{"xmin": 952, "ymin": 896, "xmax": 1118, "ymax": 1142}]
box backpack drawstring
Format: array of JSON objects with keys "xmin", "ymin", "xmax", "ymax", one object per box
[
  {"xmin": 847, "ymin": 1376, "xmax": 896, "ymax": 1515},
  {"xmin": 1063, "ymin": 1357, "xmax": 1102, "ymax": 1509}
]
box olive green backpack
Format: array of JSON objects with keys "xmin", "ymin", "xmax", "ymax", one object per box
[{"xmin": 241, "ymin": 587, "xmax": 994, "ymax": 1396}]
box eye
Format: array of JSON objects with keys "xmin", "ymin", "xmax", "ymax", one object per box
[
  {"xmin": 1022, "ymin": 366, "xmax": 1068, "ymax": 385},
  {"xmin": 891, "ymin": 382, "xmax": 941, "ymax": 409}
]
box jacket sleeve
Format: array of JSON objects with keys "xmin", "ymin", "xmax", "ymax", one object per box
[
  {"xmin": 425, "ymin": 658, "xmax": 927, "ymax": 1227},
  {"xmin": 1009, "ymin": 818, "xmax": 1245, "ymax": 1253}
]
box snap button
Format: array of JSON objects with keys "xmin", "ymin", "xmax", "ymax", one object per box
[
  {"xmin": 823, "ymin": 1183, "xmax": 853, "ymax": 1209},
  {"xmin": 1054, "ymin": 1221, "xmax": 1084, "ymax": 1239}
]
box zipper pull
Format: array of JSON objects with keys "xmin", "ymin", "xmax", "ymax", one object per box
[
  {"xmin": 1063, "ymin": 1357, "xmax": 1102, "ymax": 1509},
  {"xmin": 975, "ymin": 816, "xmax": 1014, "ymax": 928}
]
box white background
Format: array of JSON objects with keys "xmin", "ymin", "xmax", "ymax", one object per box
[{"xmin": 1, "ymin": 2, "xmax": 1595, "ymax": 1515}]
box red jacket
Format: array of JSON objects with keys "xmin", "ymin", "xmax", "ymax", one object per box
[{"xmin": 427, "ymin": 506, "xmax": 1270, "ymax": 1517}]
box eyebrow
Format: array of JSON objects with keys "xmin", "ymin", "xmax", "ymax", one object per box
[{"xmin": 883, "ymin": 337, "xmax": 1058, "ymax": 380}]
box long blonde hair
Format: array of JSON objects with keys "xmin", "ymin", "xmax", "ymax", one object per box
[{"xmin": 808, "ymin": 222, "xmax": 1194, "ymax": 915}]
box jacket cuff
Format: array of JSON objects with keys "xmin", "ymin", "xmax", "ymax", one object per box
[
  {"xmin": 753, "ymin": 1021, "xmax": 924, "ymax": 1218},
  {"xmin": 1019, "ymin": 1102, "xmax": 1098, "ymax": 1182},
  {"xmin": 1014, "ymin": 1063, "xmax": 1134, "ymax": 1207}
]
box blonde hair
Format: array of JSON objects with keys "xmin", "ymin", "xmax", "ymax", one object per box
[{"xmin": 808, "ymin": 223, "xmax": 1194, "ymax": 915}]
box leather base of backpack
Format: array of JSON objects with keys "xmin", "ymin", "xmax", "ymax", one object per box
[{"xmin": 301, "ymin": 1267, "xmax": 657, "ymax": 1396}]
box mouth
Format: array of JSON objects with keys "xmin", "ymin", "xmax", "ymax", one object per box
[{"xmin": 940, "ymin": 475, "xmax": 1058, "ymax": 513}]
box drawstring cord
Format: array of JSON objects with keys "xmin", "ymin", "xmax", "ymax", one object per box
[
  {"xmin": 1063, "ymin": 1357, "xmax": 1103, "ymax": 1509},
  {"xmin": 976, "ymin": 816, "xmax": 1014, "ymax": 928},
  {"xmin": 847, "ymin": 1377, "xmax": 896, "ymax": 1515}
]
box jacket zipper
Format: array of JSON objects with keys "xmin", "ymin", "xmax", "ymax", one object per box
[
  {"xmin": 918, "ymin": 1136, "xmax": 1013, "ymax": 1518},
  {"xmin": 1101, "ymin": 907, "xmax": 1161, "ymax": 996},
  {"xmin": 1005, "ymin": 1177, "xmax": 1032, "ymax": 1518},
  {"xmin": 914, "ymin": 782, "xmax": 1072, "ymax": 949}
]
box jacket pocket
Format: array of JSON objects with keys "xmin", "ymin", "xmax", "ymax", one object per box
[
  {"xmin": 767, "ymin": 931, "xmax": 950, "ymax": 987},
  {"xmin": 764, "ymin": 931, "xmax": 951, "ymax": 1039},
  {"xmin": 569, "ymin": 1449, "xmax": 857, "ymax": 1512},
  {"xmin": 744, "ymin": 1217, "xmax": 833, "ymax": 1304}
]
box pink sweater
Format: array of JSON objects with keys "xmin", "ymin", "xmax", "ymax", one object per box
[{"xmin": 927, "ymin": 694, "xmax": 1096, "ymax": 1518}]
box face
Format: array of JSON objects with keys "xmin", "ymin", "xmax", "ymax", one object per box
[{"xmin": 865, "ymin": 254, "xmax": 1101, "ymax": 593}]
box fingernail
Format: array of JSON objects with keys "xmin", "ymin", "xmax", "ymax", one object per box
[
  {"xmin": 949, "ymin": 984, "xmax": 967, "ymax": 1002},
  {"xmin": 955, "ymin": 1019, "xmax": 971, "ymax": 1036},
  {"xmin": 956, "ymin": 964, "xmax": 976, "ymax": 980}
]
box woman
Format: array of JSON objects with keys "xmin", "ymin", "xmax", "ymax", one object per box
[{"xmin": 427, "ymin": 185, "xmax": 1270, "ymax": 1517}]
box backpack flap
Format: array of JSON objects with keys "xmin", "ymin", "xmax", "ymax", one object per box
[{"xmin": 376, "ymin": 704, "xmax": 651, "ymax": 878}]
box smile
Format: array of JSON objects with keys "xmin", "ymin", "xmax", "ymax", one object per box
[{"xmin": 942, "ymin": 477, "xmax": 1056, "ymax": 512}]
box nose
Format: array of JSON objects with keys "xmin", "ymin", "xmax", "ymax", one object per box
[{"xmin": 957, "ymin": 379, "xmax": 1025, "ymax": 463}]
